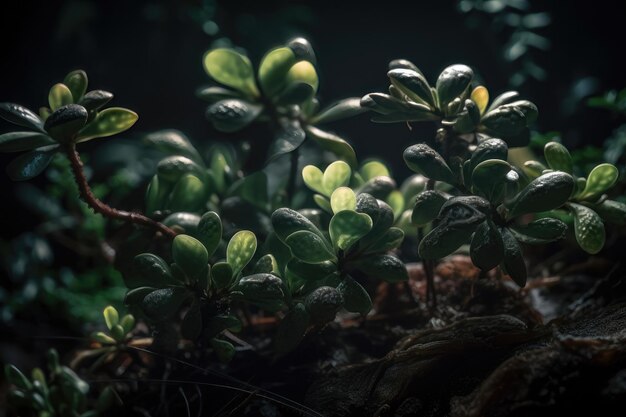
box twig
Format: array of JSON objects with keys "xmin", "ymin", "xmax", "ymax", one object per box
[{"xmin": 64, "ymin": 145, "xmax": 176, "ymax": 238}]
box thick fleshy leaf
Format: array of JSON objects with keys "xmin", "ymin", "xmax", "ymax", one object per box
[
  {"xmin": 544, "ymin": 142, "xmax": 573, "ymax": 174},
  {"xmin": 481, "ymin": 105, "xmax": 526, "ymax": 139},
  {"xmin": 0, "ymin": 131, "xmax": 54, "ymax": 152},
  {"xmin": 388, "ymin": 68, "xmax": 435, "ymax": 107},
  {"xmin": 79, "ymin": 90, "xmax": 113, "ymax": 112},
  {"xmin": 227, "ymin": 230, "xmax": 257, "ymax": 276},
  {"xmin": 236, "ymin": 273, "xmax": 286, "ymax": 310},
  {"xmin": 287, "ymin": 37, "xmax": 316, "ymax": 63},
  {"xmin": 173, "ymin": 235, "xmax": 209, "ymax": 282},
  {"xmin": 211, "ymin": 262, "xmax": 234, "ymax": 290},
  {"xmin": 314, "ymin": 194, "xmax": 332, "ymax": 213},
  {"xmin": 286, "ymin": 230, "xmax": 336, "ymax": 263},
  {"xmin": 356, "ymin": 193, "xmax": 395, "ymax": 241},
  {"xmin": 419, "ymin": 224, "xmax": 474, "ymax": 260},
  {"xmin": 253, "ymin": 254, "xmax": 280, "ymax": 275},
  {"xmin": 412, "ymin": 190, "xmax": 447, "ymax": 226},
  {"xmin": 577, "ymin": 163, "xmax": 619, "ymax": 201},
  {"xmin": 203, "ymin": 48, "xmax": 259, "ymax": 97},
  {"xmin": 500, "ymin": 227, "xmax": 527, "ymax": 287},
  {"xmin": 507, "ymin": 172, "xmax": 575, "ymax": 218},
  {"xmin": 48, "ymin": 83, "xmax": 73, "ymax": 111},
  {"xmin": 141, "ymin": 287, "xmax": 190, "ymax": 319},
  {"xmin": 439, "ymin": 196, "xmax": 489, "ymax": 226},
  {"xmin": 167, "ymin": 174, "xmax": 206, "ymax": 212},
  {"xmin": 329, "ymin": 210, "xmax": 373, "ymax": 251},
  {"xmin": 502, "ymin": 100, "xmax": 538, "ymax": 125},
  {"xmin": 120, "ymin": 314, "xmax": 135, "ymax": 334},
  {"xmin": 285, "ymin": 61, "xmax": 318, "ymax": 96},
  {"xmin": 275, "ymin": 303, "xmax": 310, "ymax": 354},
  {"xmin": 470, "ymin": 221, "xmax": 504, "ymax": 270},
  {"xmin": 6, "ymin": 145, "xmax": 57, "ymax": 181},
  {"xmin": 162, "ymin": 212, "xmax": 201, "ymax": 233},
  {"xmin": 469, "ymin": 138, "xmax": 508, "ymax": 173},
  {"xmin": 389, "ymin": 58, "xmax": 422, "ymax": 73},
  {"xmin": 471, "ymin": 159, "xmax": 514, "ymax": 202},
  {"xmin": 181, "ymin": 301, "xmax": 202, "ymax": 340},
  {"xmin": 471, "ymin": 86, "xmax": 489, "ymax": 114},
  {"xmin": 157, "ymin": 156, "xmax": 205, "ymax": 183},
  {"xmin": 0, "ymin": 103, "xmax": 44, "ymax": 131},
  {"xmin": 436, "ymin": 64, "xmax": 474, "ymax": 107},
  {"xmin": 403, "ymin": 143, "xmax": 456, "ymax": 183},
  {"xmin": 271, "ymin": 207, "xmax": 327, "ymax": 244},
  {"xmin": 311, "ymin": 98, "xmax": 366, "ymax": 124},
  {"xmin": 130, "ymin": 253, "xmax": 177, "ymax": 288},
  {"xmin": 268, "ymin": 118, "xmax": 306, "ymax": 160},
  {"xmin": 286, "ymin": 259, "xmax": 337, "ymax": 281},
  {"xmin": 360, "ymin": 161, "xmax": 390, "ymax": 181},
  {"xmin": 144, "ymin": 130, "xmax": 203, "ymax": 164},
  {"xmin": 592, "ymin": 199, "xmax": 626, "ymax": 226},
  {"xmin": 509, "ymin": 218, "xmax": 567, "ymax": 244},
  {"xmin": 44, "ymin": 104, "xmax": 88, "ymax": 142},
  {"xmin": 206, "ymin": 99, "xmax": 262, "ymax": 133},
  {"xmin": 569, "ymin": 203, "xmax": 605, "ymax": 254},
  {"xmin": 304, "ymin": 125, "xmax": 358, "ymax": 168},
  {"xmin": 196, "ymin": 86, "xmax": 242, "ymax": 103},
  {"xmin": 305, "ymin": 286, "xmax": 343, "ymax": 324},
  {"xmin": 63, "ymin": 70, "xmax": 88, "ymax": 102},
  {"xmin": 337, "ymin": 276, "xmax": 372, "ymax": 316},
  {"xmin": 103, "ymin": 306, "xmax": 119, "ymax": 330},
  {"xmin": 330, "ymin": 187, "xmax": 357, "ymax": 214},
  {"xmin": 358, "ymin": 176, "xmax": 396, "ymax": 200},
  {"xmin": 365, "ymin": 227, "xmax": 405, "ymax": 254},
  {"xmin": 352, "ymin": 254, "xmax": 408, "ymax": 282},
  {"xmin": 302, "ymin": 165, "xmax": 326, "ymax": 195},
  {"xmin": 211, "ymin": 338, "xmax": 236, "ymax": 363},
  {"xmin": 486, "ymin": 91, "xmax": 520, "ymax": 113},
  {"xmin": 323, "ymin": 160, "xmax": 351, "ymax": 195},
  {"xmin": 234, "ymin": 171, "xmax": 269, "ymax": 211},
  {"xmin": 77, "ymin": 107, "xmax": 138, "ymax": 142},
  {"xmin": 258, "ymin": 47, "xmax": 296, "ymax": 97},
  {"xmin": 387, "ymin": 190, "xmax": 405, "ymax": 220},
  {"xmin": 523, "ymin": 160, "xmax": 547, "ymax": 179},
  {"xmin": 197, "ymin": 211, "xmax": 222, "ymax": 257}
]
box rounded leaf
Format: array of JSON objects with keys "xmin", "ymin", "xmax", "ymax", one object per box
[
  {"xmin": 173, "ymin": 235, "xmax": 209, "ymax": 281},
  {"xmin": 323, "ymin": 160, "xmax": 352, "ymax": 195},
  {"xmin": 197, "ymin": 211, "xmax": 222, "ymax": 257},
  {"xmin": 487, "ymin": 91, "xmax": 520, "ymax": 113},
  {"xmin": 403, "ymin": 143, "xmax": 456, "ymax": 183},
  {"xmin": 305, "ymin": 125, "xmax": 357, "ymax": 168},
  {"xmin": 0, "ymin": 131, "xmax": 54, "ymax": 152},
  {"xmin": 63, "ymin": 70, "xmax": 88, "ymax": 102},
  {"xmin": 48, "ymin": 83, "xmax": 73, "ymax": 111},
  {"xmin": 103, "ymin": 306, "xmax": 119, "ymax": 330},
  {"xmin": 286, "ymin": 230, "xmax": 336, "ymax": 263},
  {"xmin": 569, "ymin": 203, "xmax": 605, "ymax": 254},
  {"xmin": 5, "ymin": 365, "xmax": 31, "ymax": 390},
  {"xmin": 351, "ymin": 254, "xmax": 408, "ymax": 283},
  {"xmin": 500, "ymin": 227, "xmax": 527, "ymax": 287},
  {"xmin": 509, "ymin": 218, "xmax": 567, "ymax": 244},
  {"xmin": 141, "ymin": 287, "xmax": 190, "ymax": 319},
  {"xmin": 284, "ymin": 61, "xmax": 318, "ymax": 100},
  {"xmin": 227, "ymin": 230, "xmax": 257, "ymax": 276},
  {"xmin": 6, "ymin": 145, "xmax": 57, "ymax": 181},
  {"xmin": 388, "ymin": 68, "xmax": 434, "ymax": 107},
  {"xmin": 305, "ymin": 286, "xmax": 343, "ymax": 324},
  {"xmin": 236, "ymin": 273, "xmax": 286, "ymax": 310},
  {"xmin": 577, "ymin": 163, "xmax": 619, "ymax": 201},
  {"xmin": 203, "ymin": 48, "xmax": 259, "ymax": 97},
  {"xmin": 286, "ymin": 259, "xmax": 337, "ymax": 281},
  {"xmin": 287, "ymin": 37, "xmax": 317, "ymax": 63},
  {"xmin": 330, "ymin": 187, "xmax": 357, "ymax": 214},
  {"xmin": 211, "ymin": 262, "xmax": 234, "ymax": 290},
  {"xmin": 436, "ymin": 64, "xmax": 474, "ymax": 107},
  {"xmin": 419, "ymin": 224, "xmax": 474, "ymax": 260},
  {"xmin": 120, "ymin": 314, "xmax": 135, "ymax": 334},
  {"xmin": 302, "ymin": 165, "xmax": 326, "ymax": 195},
  {"xmin": 44, "ymin": 104, "xmax": 88, "ymax": 142},
  {"xmin": 471, "ymin": 85, "xmax": 489, "ymax": 114},
  {"xmin": 157, "ymin": 155, "xmax": 205, "ymax": 183},
  {"xmin": 79, "ymin": 90, "xmax": 114, "ymax": 112},
  {"xmin": 471, "ymin": 159, "xmax": 514, "ymax": 202},
  {"xmin": 211, "ymin": 338, "xmax": 236, "ymax": 363},
  {"xmin": 144, "ymin": 129, "xmax": 203, "ymax": 164},
  {"xmin": 592, "ymin": 199, "xmax": 626, "ymax": 226},
  {"xmin": 271, "ymin": 207, "xmax": 327, "ymax": 244},
  {"xmin": 311, "ymin": 98, "xmax": 366, "ymax": 124},
  {"xmin": 470, "ymin": 221, "xmax": 504, "ymax": 270},
  {"xmin": 469, "ymin": 138, "xmax": 508, "ymax": 173},
  {"xmin": 77, "ymin": 107, "xmax": 138, "ymax": 142},
  {"xmin": 412, "ymin": 190, "xmax": 447, "ymax": 226},
  {"xmin": 337, "ymin": 277, "xmax": 372, "ymax": 316},
  {"xmin": 329, "ymin": 210, "xmax": 373, "ymax": 251},
  {"xmin": 507, "ymin": 172, "xmax": 575, "ymax": 218},
  {"xmin": 481, "ymin": 105, "xmax": 526, "ymax": 139},
  {"xmin": 206, "ymin": 99, "xmax": 262, "ymax": 133},
  {"xmin": 167, "ymin": 174, "xmax": 206, "ymax": 212},
  {"xmin": 0, "ymin": 102, "xmax": 44, "ymax": 131},
  {"xmin": 544, "ymin": 142, "xmax": 573, "ymax": 174},
  {"xmin": 258, "ymin": 47, "xmax": 296, "ymax": 97}
]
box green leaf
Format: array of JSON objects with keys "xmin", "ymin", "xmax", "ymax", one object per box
[
  {"xmin": 275, "ymin": 303, "xmax": 310, "ymax": 354},
  {"xmin": 323, "ymin": 160, "xmax": 352, "ymax": 195},
  {"xmin": 162, "ymin": 212, "xmax": 201, "ymax": 233},
  {"xmin": 144, "ymin": 129, "xmax": 203, "ymax": 164},
  {"xmin": 388, "ymin": 68, "xmax": 435, "ymax": 107},
  {"xmin": 522, "ymin": 160, "xmax": 546, "ymax": 179},
  {"xmin": 568, "ymin": 203, "xmax": 605, "ymax": 254},
  {"xmin": 206, "ymin": 99, "xmax": 262, "ymax": 133},
  {"xmin": 507, "ymin": 172, "xmax": 575, "ymax": 218},
  {"xmin": 337, "ymin": 277, "xmax": 372, "ymax": 316},
  {"xmin": 120, "ymin": 314, "xmax": 135, "ymax": 334},
  {"xmin": 79, "ymin": 90, "xmax": 113, "ymax": 112},
  {"xmin": 314, "ymin": 194, "xmax": 332, "ymax": 213},
  {"xmin": 577, "ymin": 163, "xmax": 619, "ymax": 201},
  {"xmin": 412, "ymin": 190, "xmax": 447, "ymax": 226},
  {"xmin": 592, "ymin": 199, "xmax": 626, "ymax": 226},
  {"xmin": 181, "ymin": 301, "xmax": 202, "ymax": 340},
  {"xmin": 503, "ymin": 100, "xmax": 538, "ymax": 125},
  {"xmin": 311, "ymin": 98, "xmax": 366, "ymax": 124},
  {"xmin": 304, "ymin": 125, "xmax": 358, "ymax": 168},
  {"xmin": 387, "ymin": 190, "xmax": 405, "ymax": 220},
  {"xmin": 470, "ymin": 221, "xmax": 504, "ymax": 270},
  {"xmin": 271, "ymin": 207, "xmax": 327, "ymax": 244},
  {"xmin": 77, "ymin": 107, "xmax": 138, "ymax": 142},
  {"xmin": 157, "ymin": 155, "xmax": 205, "ymax": 183},
  {"xmin": 403, "ymin": 143, "xmax": 456, "ymax": 183},
  {"xmin": 329, "ymin": 210, "xmax": 373, "ymax": 251},
  {"xmin": 203, "ymin": 48, "xmax": 259, "ymax": 97},
  {"xmin": 351, "ymin": 254, "xmax": 408, "ymax": 283},
  {"xmin": 268, "ymin": 118, "xmax": 306, "ymax": 160},
  {"xmin": 471, "ymin": 159, "xmax": 514, "ymax": 202},
  {"xmin": 365, "ymin": 227, "xmax": 405, "ymax": 254},
  {"xmin": 481, "ymin": 105, "xmax": 527, "ymax": 142},
  {"xmin": 302, "ymin": 165, "xmax": 326, "ymax": 195},
  {"xmin": 0, "ymin": 102, "xmax": 45, "ymax": 131},
  {"xmin": 509, "ymin": 218, "xmax": 567, "ymax": 244},
  {"xmin": 236, "ymin": 273, "xmax": 286, "ymax": 310},
  {"xmin": 167, "ymin": 174, "xmax": 206, "ymax": 212},
  {"xmin": 487, "ymin": 91, "xmax": 520, "ymax": 113},
  {"xmin": 436, "ymin": 64, "xmax": 474, "ymax": 107},
  {"xmin": 286, "ymin": 259, "xmax": 337, "ymax": 281},
  {"xmin": 197, "ymin": 211, "xmax": 222, "ymax": 257},
  {"xmin": 0, "ymin": 131, "xmax": 54, "ymax": 152},
  {"xmin": 141, "ymin": 287, "xmax": 190, "ymax": 319},
  {"xmin": 258, "ymin": 46, "xmax": 296, "ymax": 97},
  {"xmin": 287, "ymin": 37, "xmax": 316, "ymax": 63},
  {"xmin": 44, "ymin": 104, "xmax": 88, "ymax": 142},
  {"xmin": 173, "ymin": 235, "xmax": 209, "ymax": 282},
  {"xmin": 196, "ymin": 86, "xmax": 242, "ymax": 103},
  {"xmin": 469, "ymin": 138, "xmax": 508, "ymax": 173},
  {"xmin": 211, "ymin": 262, "xmax": 234, "ymax": 290},
  {"xmin": 471, "ymin": 85, "xmax": 489, "ymax": 114},
  {"xmin": 419, "ymin": 224, "xmax": 474, "ymax": 260},
  {"xmin": 500, "ymin": 227, "xmax": 527, "ymax": 287},
  {"xmin": 285, "ymin": 230, "xmax": 336, "ymax": 263},
  {"xmin": 305, "ymin": 286, "xmax": 343, "ymax": 324},
  {"xmin": 6, "ymin": 145, "xmax": 57, "ymax": 181},
  {"xmin": 360, "ymin": 160, "xmax": 390, "ymax": 181},
  {"xmin": 358, "ymin": 176, "xmax": 396, "ymax": 200},
  {"xmin": 63, "ymin": 70, "xmax": 88, "ymax": 102},
  {"xmin": 285, "ymin": 61, "xmax": 318, "ymax": 97},
  {"xmin": 124, "ymin": 287, "xmax": 156, "ymax": 306},
  {"xmin": 103, "ymin": 306, "xmax": 119, "ymax": 330},
  {"xmin": 330, "ymin": 187, "xmax": 357, "ymax": 213},
  {"xmin": 253, "ymin": 254, "xmax": 280, "ymax": 274},
  {"xmin": 5, "ymin": 365, "xmax": 32, "ymax": 390},
  {"xmin": 227, "ymin": 230, "xmax": 257, "ymax": 277},
  {"xmin": 48, "ymin": 83, "xmax": 73, "ymax": 111},
  {"xmin": 211, "ymin": 338, "xmax": 236, "ymax": 363},
  {"xmin": 205, "ymin": 315, "xmax": 242, "ymax": 338},
  {"xmin": 544, "ymin": 142, "xmax": 573, "ymax": 174}
]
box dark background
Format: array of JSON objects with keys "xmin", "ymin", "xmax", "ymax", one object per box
[{"xmin": 1, "ymin": 0, "xmax": 626, "ymax": 238}]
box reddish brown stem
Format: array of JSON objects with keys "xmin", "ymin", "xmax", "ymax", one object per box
[{"xmin": 64, "ymin": 145, "xmax": 177, "ymax": 239}]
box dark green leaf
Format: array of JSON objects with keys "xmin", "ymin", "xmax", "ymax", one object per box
[
  {"xmin": 412, "ymin": 190, "xmax": 447, "ymax": 226},
  {"xmin": 329, "ymin": 210, "xmax": 373, "ymax": 251},
  {"xmin": 311, "ymin": 98, "xmax": 366, "ymax": 124},
  {"xmin": 197, "ymin": 211, "xmax": 222, "ymax": 257},
  {"xmin": 166, "ymin": 174, "xmax": 206, "ymax": 212},
  {"xmin": 79, "ymin": 90, "xmax": 113, "ymax": 112},
  {"xmin": 403, "ymin": 143, "xmax": 456, "ymax": 183},
  {"xmin": 500, "ymin": 227, "xmax": 527, "ymax": 286},
  {"xmin": 162, "ymin": 212, "xmax": 201, "ymax": 233},
  {"xmin": 304, "ymin": 125, "xmax": 358, "ymax": 168},
  {"xmin": 144, "ymin": 129, "xmax": 203, "ymax": 164},
  {"xmin": 157, "ymin": 155, "xmax": 205, "ymax": 183},
  {"xmin": 481, "ymin": 105, "xmax": 526, "ymax": 139},
  {"xmin": 351, "ymin": 254, "xmax": 408, "ymax": 282},
  {"xmin": 63, "ymin": 70, "xmax": 88, "ymax": 102},
  {"xmin": 0, "ymin": 131, "xmax": 54, "ymax": 152},
  {"xmin": 592, "ymin": 199, "xmax": 626, "ymax": 226},
  {"xmin": 337, "ymin": 277, "xmax": 372, "ymax": 316},
  {"xmin": 268, "ymin": 119, "xmax": 306, "ymax": 160},
  {"xmin": 124, "ymin": 287, "xmax": 156, "ymax": 306},
  {"xmin": 211, "ymin": 338, "xmax": 236, "ymax": 363},
  {"xmin": 6, "ymin": 145, "xmax": 57, "ymax": 181},
  {"xmin": 357, "ymin": 176, "xmax": 396, "ymax": 200},
  {"xmin": 486, "ymin": 91, "xmax": 520, "ymax": 113},
  {"xmin": 5, "ymin": 365, "xmax": 31, "ymax": 390},
  {"xmin": 365, "ymin": 227, "xmax": 405, "ymax": 254},
  {"xmin": 470, "ymin": 221, "xmax": 504, "ymax": 270},
  {"xmin": 44, "ymin": 104, "xmax": 88, "ymax": 142},
  {"xmin": 287, "ymin": 37, "xmax": 317, "ymax": 63},
  {"xmin": 436, "ymin": 64, "xmax": 474, "ymax": 107},
  {"xmin": 305, "ymin": 286, "xmax": 343, "ymax": 324},
  {"xmin": 173, "ymin": 235, "xmax": 209, "ymax": 281},
  {"xmin": 507, "ymin": 172, "xmax": 575, "ymax": 218},
  {"xmin": 285, "ymin": 230, "xmax": 336, "ymax": 263},
  {"xmin": 469, "ymin": 138, "xmax": 508, "ymax": 173},
  {"xmin": 271, "ymin": 207, "xmax": 327, "ymax": 244},
  {"xmin": 509, "ymin": 218, "xmax": 567, "ymax": 244},
  {"xmin": 419, "ymin": 224, "xmax": 474, "ymax": 260},
  {"xmin": 196, "ymin": 86, "xmax": 242, "ymax": 103},
  {"xmin": 77, "ymin": 107, "xmax": 138, "ymax": 142},
  {"xmin": 0, "ymin": 102, "xmax": 44, "ymax": 131},
  {"xmin": 253, "ymin": 254, "xmax": 280, "ymax": 274},
  {"xmin": 236, "ymin": 273, "xmax": 286, "ymax": 310},
  {"xmin": 388, "ymin": 69, "xmax": 435, "ymax": 107},
  {"xmin": 206, "ymin": 99, "xmax": 262, "ymax": 133},
  {"xmin": 211, "ymin": 262, "xmax": 234, "ymax": 290},
  {"xmin": 275, "ymin": 303, "xmax": 310, "ymax": 354},
  {"xmin": 569, "ymin": 203, "xmax": 605, "ymax": 254},
  {"xmin": 286, "ymin": 259, "xmax": 337, "ymax": 281},
  {"xmin": 471, "ymin": 159, "xmax": 514, "ymax": 202},
  {"xmin": 141, "ymin": 287, "xmax": 190, "ymax": 319},
  {"xmin": 227, "ymin": 230, "xmax": 257, "ymax": 276}
]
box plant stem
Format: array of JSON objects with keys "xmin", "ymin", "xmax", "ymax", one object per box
[
  {"xmin": 64, "ymin": 145, "xmax": 177, "ymax": 239},
  {"xmin": 286, "ymin": 147, "xmax": 300, "ymax": 203},
  {"xmin": 423, "ymin": 178, "xmax": 437, "ymax": 308}
]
